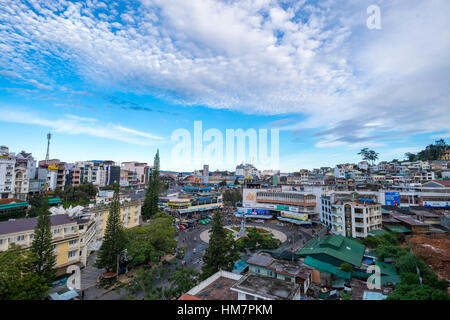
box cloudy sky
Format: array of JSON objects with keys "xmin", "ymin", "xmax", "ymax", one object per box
[{"xmin": 0, "ymin": 0, "xmax": 449, "ymax": 171}]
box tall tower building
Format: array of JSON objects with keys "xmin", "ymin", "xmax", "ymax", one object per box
[{"xmin": 45, "ymin": 133, "xmax": 51, "ymax": 162}]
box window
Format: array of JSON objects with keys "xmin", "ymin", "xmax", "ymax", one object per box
[
  {"xmin": 69, "ymin": 239, "xmax": 78, "ymax": 246},
  {"xmin": 68, "ymin": 250, "xmax": 78, "ymax": 258},
  {"xmin": 17, "ymin": 235, "xmax": 25, "ymax": 241}
]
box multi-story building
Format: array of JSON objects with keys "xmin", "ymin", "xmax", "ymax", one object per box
[
  {"xmin": 0, "ymin": 214, "xmax": 96, "ymax": 269},
  {"xmin": 15, "ymin": 151, "xmax": 36, "ymax": 180},
  {"xmin": 240, "ymin": 186, "xmax": 317, "ymax": 225},
  {"xmin": 14, "ymin": 164, "xmax": 29, "ymax": 200},
  {"xmin": 71, "ymin": 168, "xmax": 81, "ymax": 186},
  {"xmin": 235, "ymin": 163, "xmax": 259, "ymax": 178},
  {"xmin": 165, "ymin": 188, "xmax": 223, "ymax": 215},
  {"xmin": 120, "ymin": 170, "xmax": 130, "ymax": 187},
  {"xmin": 88, "ymin": 199, "xmax": 142, "ymax": 242},
  {"xmin": 106, "ymin": 165, "xmax": 121, "ymax": 186},
  {"xmin": 121, "ymin": 162, "xmax": 148, "ymax": 185},
  {"xmin": 0, "ymin": 146, "xmax": 16, "ymax": 199},
  {"xmin": 321, "ymin": 195, "xmax": 382, "ymax": 238},
  {"xmin": 439, "ymin": 150, "xmax": 450, "ymax": 161}
]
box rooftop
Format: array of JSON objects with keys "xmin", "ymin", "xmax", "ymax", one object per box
[
  {"xmin": 0, "ymin": 215, "xmax": 76, "ymax": 236},
  {"xmin": 231, "ymin": 273, "xmax": 301, "ymax": 300},
  {"xmin": 297, "ymin": 235, "xmax": 366, "ymax": 267},
  {"xmin": 182, "ymin": 270, "xmax": 242, "ymax": 300}
]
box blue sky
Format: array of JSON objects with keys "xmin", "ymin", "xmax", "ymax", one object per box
[{"xmin": 0, "ymin": 0, "xmax": 449, "ymax": 172}]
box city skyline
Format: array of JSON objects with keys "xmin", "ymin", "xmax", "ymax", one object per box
[{"xmin": 1, "ymin": 0, "xmax": 449, "ymax": 171}]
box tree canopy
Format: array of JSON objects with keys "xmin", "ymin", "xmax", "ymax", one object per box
[
  {"xmin": 142, "ymin": 150, "xmax": 161, "ymax": 220},
  {"xmin": 123, "ymin": 213, "xmax": 177, "ymax": 267},
  {"xmin": 404, "ymin": 139, "xmax": 448, "ymax": 161},
  {"xmin": 358, "ymin": 148, "xmax": 379, "ymax": 165},
  {"xmin": 201, "ymin": 210, "xmax": 239, "ymax": 280},
  {"xmin": 27, "ymin": 197, "xmax": 56, "ymax": 282},
  {"xmin": 96, "ymin": 183, "xmax": 126, "ymax": 272},
  {"xmin": 0, "ymin": 244, "xmax": 49, "ymax": 300}
]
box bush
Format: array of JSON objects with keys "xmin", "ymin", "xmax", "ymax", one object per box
[{"xmin": 340, "ymin": 263, "xmax": 353, "ymax": 272}]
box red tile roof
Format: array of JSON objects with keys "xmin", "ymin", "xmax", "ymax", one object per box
[
  {"xmin": 179, "ymin": 294, "xmax": 201, "ymax": 300},
  {"xmin": 0, "ymin": 198, "xmax": 24, "ymax": 205}
]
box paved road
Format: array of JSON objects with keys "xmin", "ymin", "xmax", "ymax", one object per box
[{"xmin": 79, "ymin": 209, "xmax": 323, "ymax": 300}]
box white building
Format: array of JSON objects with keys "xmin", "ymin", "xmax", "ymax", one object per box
[
  {"xmin": 121, "ymin": 161, "xmax": 147, "ymax": 184},
  {"xmin": 358, "ymin": 161, "xmax": 369, "ymax": 171},
  {"xmin": 321, "ymin": 195, "xmax": 382, "ymax": 238},
  {"xmin": 235, "ymin": 163, "xmax": 259, "ymax": 178},
  {"xmin": 14, "ymin": 165, "xmax": 29, "ymax": 200},
  {"xmin": 0, "ymin": 146, "xmax": 16, "ymax": 199}
]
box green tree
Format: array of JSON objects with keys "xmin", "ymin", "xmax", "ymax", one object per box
[
  {"xmin": 27, "ymin": 197, "xmax": 56, "ymax": 282},
  {"xmin": 124, "ymin": 213, "xmax": 177, "ymax": 267},
  {"xmin": 201, "ymin": 210, "xmax": 239, "ymax": 280},
  {"xmin": 405, "ymin": 152, "xmax": 417, "ymax": 162},
  {"xmin": 358, "ymin": 148, "xmax": 379, "ymax": 166},
  {"xmin": 234, "ymin": 177, "xmax": 240, "ymax": 185},
  {"xmin": 96, "ymin": 183, "xmax": 126, "ymax": 272},
  {"xmin": 0, "ymin": 244, "xmax": 49, "ymax": 300},
  {"xmin": 168, "ymin": 267, "xmax": 200, "ymax": 298},
  {"xmin": 142, "ymin": 150, "xmax": 161, "ymax": 220},
  {"xmin": 340, "ymin": 262, "xmax": 353, "ymax": 272},
  {"xmin": 28, "ymin": 193, "xmax": 44, "ymax": 217}
]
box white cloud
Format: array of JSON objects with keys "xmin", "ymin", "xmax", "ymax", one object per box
[
  {"xmin": 0, "ymin": 108, "xmax": 164, "ymax": 146},
  {"xmin": 0, "ymin": 0, "xmax": 449, "ymax": 149}
]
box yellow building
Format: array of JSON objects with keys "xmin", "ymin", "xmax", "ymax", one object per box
[
  {"xmin": 440, "ymin": 150, "xmax": 450, "ymax": 160},
  {"xmin": 0, "ymin": 214, "xmax": 96, "ymax": 272},
  {"xmin": 90, "ymin": 200, "xmax": 143, "ymax": 239}
]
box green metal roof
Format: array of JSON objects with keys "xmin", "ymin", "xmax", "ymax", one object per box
[
  {"xmin": 304, "ymin": 256, "xmax": 351, "ymax": 280},
  {"xmin": 352, "ymin": 270, "xmax": 370, "ymax": 279},
  {"xmin": 298, "ymin": 235, "xmax": 366, "ymax": 267},
  {"xmin": 368, "ymin": 229, "xmax": 389, "ymax": 236},
  {"xmin": 385, "ymin": 225, "xmax": 411, "ymax": 233},
  {"xmin": 375, "ymin": 260, "xmax": 398, "ymax": 277},
  {"xmin": 0, "ymin": 202, "xmax": 29, "ymax": 210}
]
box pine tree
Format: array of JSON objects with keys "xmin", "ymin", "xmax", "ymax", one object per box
[
  {"xmin": 201, "ymin": 210, "xmax": 239, "ymax": 280},
  {"xmin": 28, "ymin": 197, "xmax": 56, "ymax": 283},
  {"xmin": 142, "ymin": 150, "xmax": 160, "ymax": 220},
  {"xmin": 96, "ymin": 183, "xmax": 125, "ymax": 272}
]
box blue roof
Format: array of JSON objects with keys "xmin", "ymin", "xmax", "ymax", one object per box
[
  {"xmin": 48, "ymin": 288, "xmax": 79, "ymax": 300},
  {"xmin": 363, "ymin": 291, "xmax": 387, "ymax": 300}
]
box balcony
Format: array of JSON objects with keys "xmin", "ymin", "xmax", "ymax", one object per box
[
  {"xmin": 354, "ymin": 222, "xmax": 365, "ymax": 228},
  {"xmin": 354, "ymin": 213, "xmax": 364, "ymax": 218},
  {"xmin": 355, "ymin": 232, "xmax": 366, "ymax": 238}
]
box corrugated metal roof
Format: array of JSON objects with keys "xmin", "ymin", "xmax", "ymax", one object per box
[
  {"xmin": 297, "ymin": 235, "xmax": 366, "ymax": 267},
  {"xmin": 303, "ymin": 256, "xmax": 351, "ymax": 280},
  {"xmin": 0, "ymin": 202, "xmax": 29, "ymax": 210}
]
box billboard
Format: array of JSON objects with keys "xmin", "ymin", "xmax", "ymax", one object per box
[
  {"xmin": 280, "ymin": 211, "xmax": 308, "ymax": 221},
  {"xmin": 237, "ymin": 208, "xmax": 271, "ymax": 216},
  {"xmin": 423, "ymin": 201, "xmax": 450, "ymax": 208},
  {"xmin": 385, "ymin": 192, "xmax": 400, "ymax": 206},
  {"xmin": 48, "ymin": 165, "xmax": 59, "ymax": 170}
]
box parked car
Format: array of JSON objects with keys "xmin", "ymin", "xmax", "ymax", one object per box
[{"xmin": 178, "ymin": 224, "xmax": 186, "ymax": 230}]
